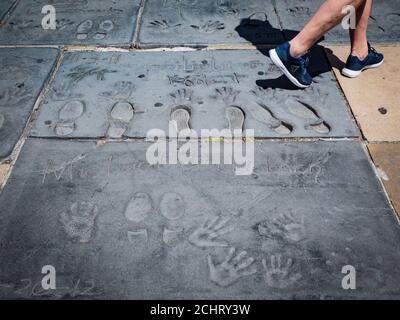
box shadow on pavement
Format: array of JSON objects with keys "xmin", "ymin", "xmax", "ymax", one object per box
[
  {"xmin": 324, "ymin": 48, "xmax": 347, "ymax": 72},
  {"xmin": 235, "ymin": 17, "xmax": 346, "ymax": 90}
]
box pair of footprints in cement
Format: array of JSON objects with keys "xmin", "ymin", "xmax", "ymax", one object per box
[
  {"xmin": 76, "ymin": 20, "xmax": 114, "ymax": 40},
  {"xmin": 250, "ymin": 87, "xmax": 330, "ymax": 134},
  {"xmin": 170, "ymin": 99, "xmax": 329, "ymax": 136},
  {"xmin": 170, "ymin": 88, "xmax": 248, "ymax": 133},
  {"xmin": 170, "ymin": 106, "xmax": 247, "ymax": 133},
  {"xmin": 125, "ymin": 192, "xmax": 185, "ymax": 246},
  {"xmin": 54, "ymin": 100, "xmax": 134, "ymax": 138},
  {"xmin": 249, "ymin": 101, "xmax": 330, "ymax": 135},
  {"xmin": 125, "ymin": 192, "xmax": 235, "ymax": 248},
  {"xmin": 208, "ymin": 248, "xmax": 301, "ymax": 288},
  {"xmin": 170, "ymin": 104, "xmax": 327, "ymax": 135},
  {"xmin": 251, "ymin": 94, "xmax": 330, "ymax": 135}
]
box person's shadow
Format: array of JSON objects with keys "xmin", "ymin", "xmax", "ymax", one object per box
[{"xmin": 234, "ymin": 15, "xmax": 344, "ymax": 90}]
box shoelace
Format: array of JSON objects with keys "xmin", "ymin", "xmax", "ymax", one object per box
[
  {"xmin": 299, "ymin": 56, "xmax": 310, "ymax": 72},
  {"xmin": 369, "ymin": 46, "xmax": 379, "ymax": 56}
]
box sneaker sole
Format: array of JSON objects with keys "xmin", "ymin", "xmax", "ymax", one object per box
[
  {"xmin": 341, "ymin": 59, "xmax": 384, "ymax": 78},
  {"xmin": 269, "ymin": 49, "xmax": 310, "ymax": 89}
]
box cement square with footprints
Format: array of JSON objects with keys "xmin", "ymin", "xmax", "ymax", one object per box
[
  {"xmin": 0, "ymin": 0, "xmax": 141, "ymax": 46},
  {"xmin": 30, "ymin": 49, "xmax": 358, "ymax": 139},
  {"xmin": 0, "ymin": 139, "xmax": 400, "ymax": 299},
  {"xmin": 138, "ymin": 0, "xmax": 284, "ymax": 47},
  {"xmin": 0, "ymin": 47, "xmax": 59, "ymax": 160}
]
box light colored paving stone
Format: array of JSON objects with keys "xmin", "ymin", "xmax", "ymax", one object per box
[
  {"xmin": 368, "ymin": 143, "xmax": 400, "ymax": 217},
  {"xmin": 0, "ymin": 139, "xmax": 399, "ymax": 299},
  {"xmin": 326, "ymin": 45, "xmax": 400, "ymax": 142},
  {"xmin": 0, "ymin": 163, "xmax": 10, "ymax": 187}
]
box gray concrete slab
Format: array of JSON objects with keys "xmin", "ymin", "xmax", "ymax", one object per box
[
  {"xmin": 0, "ymin": 139, "xmax": 399, "ymax": 299},
  {"xmin": 368, "ymin": 0, "xmax": 400, "ymax": 42},
  {"xmin": 138, "ymin": 0, "xmax": 284, "ymax": 47},
  {"xmin": 0, "ymin": 48, "xmax": 59, "ymax": 160},
  {"xmin": 0, "ymin": 0, "xmax": 16, "ymax": 23},
  {"xmin": 31, "ymin": 49, "xmax": 358, "ymax": 139},
  {"xmin": 0, "ymin": 0, "xmax": 140, "ymax": 46},
  {"xmin": 276, "ymin": 0, "xmax": 400, "ymax": 43}
]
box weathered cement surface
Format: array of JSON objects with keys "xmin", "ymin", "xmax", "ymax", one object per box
[
  {"xmin": 0, "ymin": 139, "xmax": 399, "ymax": 299},
  {"xmin": 31, "ymin": 49, "xmax": 358, "ymax": 139},
  {"xmin": 138, "ymin": 0, "xmax": 284, "ymax": 47},
  {"xmin": 0, "ymin": 0, "xmax": 140, "ymax": 46},
  {"xmin": 275, "ymin": 0, "xmax": 400, "ymax": 43},
  {"xmin": 0, "ymin": 0, "xmax": 16, "ymax": 23},
  {"xmin": 366, "ymin": 0, "xmax": 400, "ymax": 42},
  {"xmin": 0, "ymin": 48, "xmax": 59, "ymax": 160}
]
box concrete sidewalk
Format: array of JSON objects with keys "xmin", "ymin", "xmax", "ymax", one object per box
[{"xmin": 0, "ymin": 0, "xmax": 399, "ymax": 299}]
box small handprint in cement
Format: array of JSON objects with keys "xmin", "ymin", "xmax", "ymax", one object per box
[{"xmin": 59, "ymin": 202, "xmax": 99, "ymax": 243}]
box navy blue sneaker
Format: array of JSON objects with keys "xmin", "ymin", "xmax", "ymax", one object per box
[
  {"xmin": 341, "ymin": 43, "xmax": 384, "ymax": 78},
  {"xmin": 269, "ymin": 42, "xmax": 312, "ymax": 89}
]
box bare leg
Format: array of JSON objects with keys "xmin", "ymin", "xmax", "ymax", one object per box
[
  {"xmin": 350, "ymin": 0, "xmax": 372, "ymax": 59},
  {"xmin": 290, "ymin": 0, "xmax": 367, "ymax": 57}
]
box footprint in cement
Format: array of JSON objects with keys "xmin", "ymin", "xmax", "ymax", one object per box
[
  {"xmin": 170, "ymin": 107, "xmax": 191, "ymax": 132},
  {"xmin": 54, "ymin": 100, "xmax": 85, "ymax": 136},
  {"xmin": 160, "ymin": 192, "xmax": 185, "ymax": 220},
  {"xmin": 225, "ymin": 106, "xmax": 245, "ymax": 132},
  {"xmin": 93, "ymin": 20, "xmax": 114, "ymax": 40},
  {"xmin": 0, "ymin": 113, "xmax": 4, "ymax": 129},
  {"xmin": 107, "ymin": 101, "xmax": 134, "ymax": 139},
  {"xmin": 250, "ymin": 104, "xmax": 292, "ymax": 135},
  {"xmin": 127, "ymin": 229, "xmax": 148, "ymax": 245},
  {"xmin": 163, "ymin": 227, "xmax": 184, "ymax": 246},
  {"xmin": 125, "ymin": 192, "xmax": 153, "ymax": 223},
  {"xmin": 76, "ymin": 20, "xmax": 93, "ymax": 40},
  {"xmin": 285, "ymin": 100, "xmax": 330, "ymax": 134}
]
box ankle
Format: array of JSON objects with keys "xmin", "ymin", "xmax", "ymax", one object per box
[
  {"xmin": 289, "ymin": 40, "xmax": 308, "ymax": 58},
  {"xmin": 351, "ymin": 44, "xmax": 368, "ymax": 60}
]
